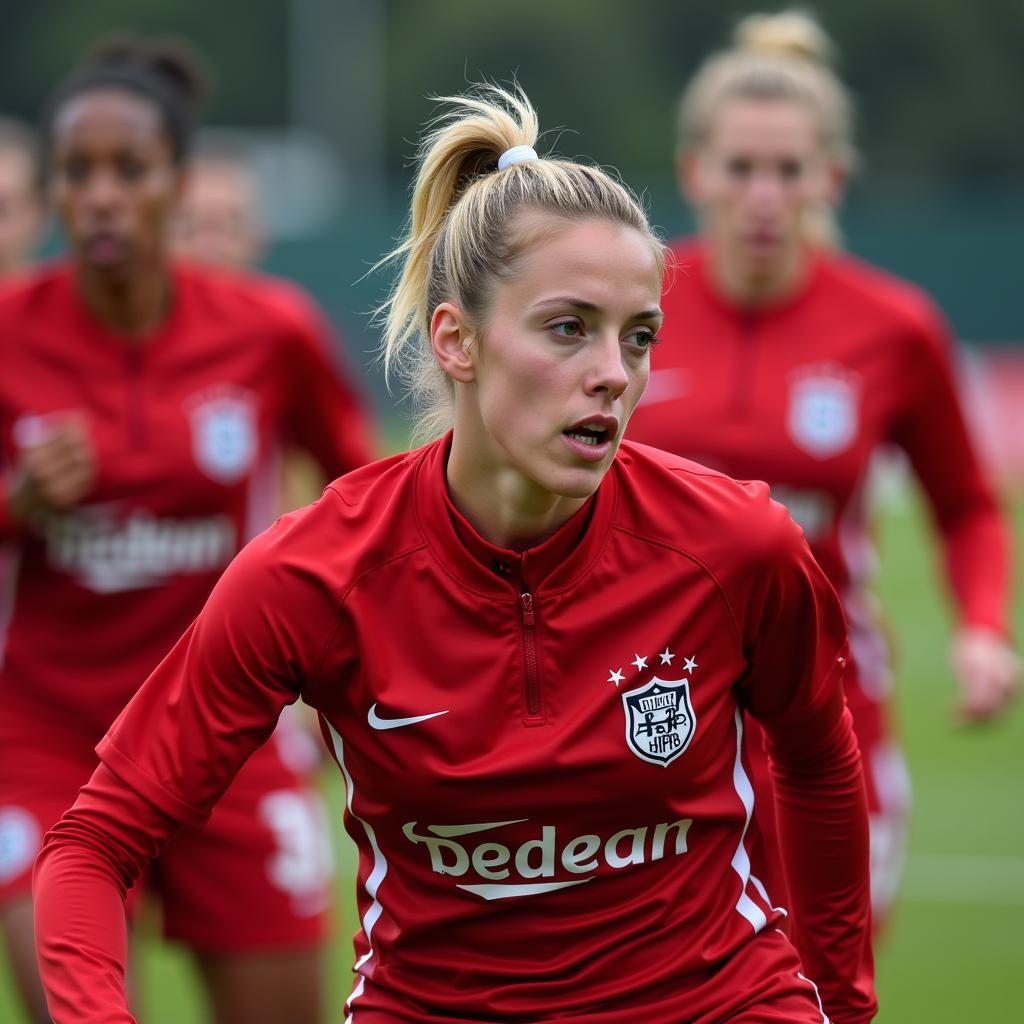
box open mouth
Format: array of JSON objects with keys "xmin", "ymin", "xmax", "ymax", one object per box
[
  {"xmin": 564, "ymin": 425, "xmax": 609, "ymax": 446},
  {"xmin": 561, "ymin": 416, "xmax": 619, "ymax": 460}
]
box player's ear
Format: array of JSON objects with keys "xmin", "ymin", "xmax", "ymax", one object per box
[{"xmin": 431, "ymin": 302, "xmax": 476, "ymax": 384}]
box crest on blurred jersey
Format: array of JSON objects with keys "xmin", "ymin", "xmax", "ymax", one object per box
[
  {"xmin": 622, "ymin": 678, "xmax": 696, "ymax": 767},
  {"xmin": 188, "ymin": 393, "xmax": 257, "ymax": 484},
  {"xmin": 787, "ymin": 366, "xmax": 860, "ymax": 458}
]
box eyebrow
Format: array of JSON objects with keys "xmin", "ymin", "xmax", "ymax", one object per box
[{"xmin": 533, "ymin": 297, "xmax": 663, "ymax": 321}]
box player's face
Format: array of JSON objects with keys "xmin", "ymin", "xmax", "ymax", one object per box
[
  {"xmin": 684, "ymin": 98, "xmax": 838, "ymax": 281},
  {"xmin": 51, "ymin": 89, "xmax": 182, "ymax": 282},
  {"xmin": 0, "ymin": 149, "xmax": 42, "ymax": 274},
  {"xmin": 447, "ymin": 215, "xmax": 662, "ymax": 508},
  {"xmin": 173, "ymin": 162, "xmax": 264, "ymax": 269}
]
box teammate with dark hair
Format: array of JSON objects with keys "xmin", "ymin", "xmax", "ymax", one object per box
[
  {"xmin": 0, "ymin": 35, "xmax": 374, "ymax": 1024},
  {"xmin": 34, "ymin": 84, "xmax": 874, "ymax": 1024},
  {"xmin": 627, "ymin": 9, "xmax": 1019, "ymax": 932}
]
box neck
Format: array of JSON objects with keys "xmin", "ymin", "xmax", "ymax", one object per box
[
  {"xmin": 708, "ymin": 239, "xmax": 809, "ymax": 309},
  {"xmin": 78, "ymin": 264, "xmax": 171, "ymax": 337},
  {"xmin": 446, "ymin": 433, "xmax": 586, "ymax": 552}
]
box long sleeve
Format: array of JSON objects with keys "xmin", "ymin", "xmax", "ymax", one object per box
[
  {"xmin": 889, "ymin": 306, "xmax": 1012, "ymax": 636},
  {"xmin": 762, "ymin": 697, "xmax": 874, "ymax": 1023},
  {"xmin": 34, "ymin": 765, "xmax": 179, "ymax": 1024},
  {"xmin": 734, "ymin": 492, "xmax": 875, "ymax": 1022}
]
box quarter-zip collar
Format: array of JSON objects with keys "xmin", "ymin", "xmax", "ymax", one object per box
[{"xmin": 414, "ymin": 432, "xmax": 617, "ymax": 598}]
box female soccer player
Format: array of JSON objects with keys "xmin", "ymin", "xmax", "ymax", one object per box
[
  {"xmin": 627, "ymin": 10, "xmax": 1019, "ymax": 928},
  {"xmin": 0, "ymin": 37, "xmax": 373, "ymax": 1024},
  {"xmin": 34, "ymin": 84, "xmax": 876, "ymax": 1023}
]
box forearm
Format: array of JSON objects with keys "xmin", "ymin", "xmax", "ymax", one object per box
[
  {"xmin": 767, "ymin": 706, "xmax": 876, "ymax": 1023},
  {"xmin": 940, "ymin": 502, "xmax": 1013, "ymax": 636},
  {"xmin": 33, "ymin": 765, "xmax": 178, "ymax": 1023},
  {"xmin": 34, "ymin": 834, "xmax": 136, "ymax": 1024}
]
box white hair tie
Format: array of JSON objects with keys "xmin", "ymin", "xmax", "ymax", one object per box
[{"xmin": 497, "ymin": 145, "xmax": 539, "ymax": 171}]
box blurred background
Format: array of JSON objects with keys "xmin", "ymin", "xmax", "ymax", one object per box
[{"xmin": 1, "ymin": 1, "xmax": 1021, "ymax": 1020}]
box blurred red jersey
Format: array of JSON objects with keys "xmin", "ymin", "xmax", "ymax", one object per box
[
  {"xmin": 36, "ymin": 438, "xmax": 875, "ymax": 1023},
  {"xmin": 629, "ymin": 239, "xmax": 1011, "ymax": 695},
  {"xmin": 0, "ymin": 262, "xmax": 374, "ymax": 740}
]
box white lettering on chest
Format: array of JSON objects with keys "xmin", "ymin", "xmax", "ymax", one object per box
[
  {"xmin": 41, "ymin": 507, "xmax": 236, "ymax": 592},
  {"xmin": 402, "ymin": 817, "xmax": 692, "ymax": 900}
]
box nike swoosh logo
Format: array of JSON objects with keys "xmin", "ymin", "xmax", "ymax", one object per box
[{"xmin": 367, "ymin": 703, "xmax": 449, "ymax": 730}]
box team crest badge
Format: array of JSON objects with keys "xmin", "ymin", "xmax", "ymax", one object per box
[
  {"xmin": 787, "ymin": 368, "xmax": 859, "ymax": 458},
  {"xmin": 189, "ymin": 394, "xmax": 257, "ymax": 484},
  {"xmin": 622, "ymin": 677, "xmax": 697, "ymax": 767}
]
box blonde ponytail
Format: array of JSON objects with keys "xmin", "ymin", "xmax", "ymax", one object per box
[{"xmin": 379, "ymin": 84, "xmax": 662, "ymax": 443}]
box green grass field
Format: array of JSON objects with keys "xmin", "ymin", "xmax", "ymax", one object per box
[{"xmin": 3, "ymin": 488, "xmax": 1022, "ymax": 1022}]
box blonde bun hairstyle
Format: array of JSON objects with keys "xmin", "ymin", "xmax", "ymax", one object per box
[{"xmin": 679, "ymin": 9, "xmax": 855, "ymax": 248}]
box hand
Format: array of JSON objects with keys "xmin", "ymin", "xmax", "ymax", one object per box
[
  {"xmin": 6, "ymin": 413, "xmax": 96, "ymax": 522},
  {"xmin": 950, "ymin": 626, "xmax": 1021, "ymax": 725}
]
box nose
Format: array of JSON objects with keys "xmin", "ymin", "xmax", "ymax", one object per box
[
  {"xmin": 586, "ymin": 333, "xmax": 631, "ymax": 400},
  {"xmin": 80, "ymin": 168, "xmax": 123, "ymax": 215},
  {"xmin": 747, "ymin": 168, "xmax": 785, "ymax": 210}
]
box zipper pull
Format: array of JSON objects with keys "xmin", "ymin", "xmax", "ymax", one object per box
[{"xmin": 520, "ymin": 592, "xmax": 535, "ymax": 626}]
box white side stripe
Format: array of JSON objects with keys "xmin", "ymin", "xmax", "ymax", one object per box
[
  {"xmin": 327, "ymin": 722, "xmax": 387, "ymax": 1022},
  {"xmin": 729, "ymin": 710, "xmax": 768, "ymax": 931},
  {"xmin": 797, "ymin": 971, "xmax": 831, "ymax": 1024},
  {"xmin": 750, "ymin": 872, "xmax": 788, "ymax": 918}
]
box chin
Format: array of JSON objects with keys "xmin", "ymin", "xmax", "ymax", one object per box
[{"xmin": 546, "ymin": 464, "xmax": 610, "ymax": 501}]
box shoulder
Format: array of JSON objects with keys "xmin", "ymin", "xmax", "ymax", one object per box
[
  {"xmin": 231, "ymin": 446, "xmax": 429, "ymax": 604},
  {"xmin": 611, "ymin": 441, "xmax": 802, "ymax": 569},
  {"xmin": 0, "ymin": 262, "xmax": 70, "ymax": 325},
  {"xmin": 818, "ymin": 252, "xmax": 950, "ymax": 349},
  {"xmin": 176, "ymin": 264, "xmax": 329, "ymax": 338}
]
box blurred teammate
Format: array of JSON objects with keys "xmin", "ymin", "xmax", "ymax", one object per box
[
  {"xmin": 627, "ymin": 10, "xmax": 1019, "ymax": 930},
  {"xmin": 0, "ymin": 118, "xmax": 45, "ymax": 649},
  {"xmin": 172, "ymin": 146, "xmax": 330, "ymax": 510},
  {"xmin": 0, "ymin": 117, "xmax": 44, "ymax": 277},
  {"xmin": 0, "ymin": 36, "xmax": 374, "ymax": 1024},
  {"xmin": 35, "ymin": 83, "xmax": 875, "ymax": 1024},
  {"xmin": 172, "ymin": 146, "xmax": 265, "ymax": 269}
]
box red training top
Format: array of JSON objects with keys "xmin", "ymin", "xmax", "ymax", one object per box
[
  {"xmin": 628, "ymin": 239, "xmax": 1011, "ymax": 704},
  {"xmin": 35, "ymin": 437, "xmax": 876, "ymax": 1023},
  {"xmin": 0, "ymin": 262, "xmax": 374, "ymax": 742}
]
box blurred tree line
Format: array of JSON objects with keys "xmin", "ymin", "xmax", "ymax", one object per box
[
  {"xmin": 4, "ymin": 0, "xmax": 1022, "ymax": 189},
  {"xmin": 2, "ymin": 0, "xmax": 1021, "ymax": 344}
]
